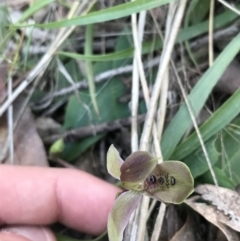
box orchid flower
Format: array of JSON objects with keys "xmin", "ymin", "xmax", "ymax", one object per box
[{"xmin": 107, "ymin": 144, "xmax": 194, "ymax": 241}]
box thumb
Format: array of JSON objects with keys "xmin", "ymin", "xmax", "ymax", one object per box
[{"xmin": 0, "ymin": 225, "xmax": 57, "ymax": 241}]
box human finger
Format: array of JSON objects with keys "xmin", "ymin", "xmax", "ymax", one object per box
[
  {"xmin": 0, "ymin": 225, "xmax": 56, "ymax": 241},
  {"xmin": 0, "ymin": 165, "xmax": 120, "ymax": 235}
]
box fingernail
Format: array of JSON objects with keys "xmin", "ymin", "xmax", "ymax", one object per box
[{"xmin": 1, "ymin": 225, "xmax": 56, "ymax": 241}]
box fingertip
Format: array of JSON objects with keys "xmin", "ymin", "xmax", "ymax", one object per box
[
  {"xmin": 0, "ymin": 166, "xmax": 120, "ymax": 235},
  {"xmin": 0, "ymin": 225, "xmax": 56, "ymax": 241}
]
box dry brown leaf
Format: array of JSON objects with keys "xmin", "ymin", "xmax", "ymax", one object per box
[
  {"xmin": 195, "ymin": 185, "xmax": 240, "ymax": 233},
  {"xmin": 0, "ymin": 97, "xmax": 48, "ymax": 166},
  {"xmin": 169, "ymin": 215, "xmax": 196, "ymax": 241},
  {"xmin": 185, "ymin": 184, "xmax": 240, "ymax": 241},
  {"xmin": 10, "ymin": 106, "xmax": 48, "ymax": 166}
]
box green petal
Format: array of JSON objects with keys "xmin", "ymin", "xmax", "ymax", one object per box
[
  {"xmin": 144, "ymin": 161, "xmax": 194, "ymax": 204},
  {"xmin": 107, "ymin": 144, "xmax": 124, "ymax": 180},
  {"xmin": 120, "ymin": 151, "xmax": 158, "ymax": 183},
  {"xmin": 108, "ymin": 191, "xmax": 141, "ymax": 241}
]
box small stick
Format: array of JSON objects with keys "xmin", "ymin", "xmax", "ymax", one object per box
[{"xmin": 43, "ymin": 114, "xmax": 146, "ymax": 144}]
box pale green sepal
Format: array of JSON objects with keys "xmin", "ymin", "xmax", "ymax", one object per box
[
  {"xmin": 108, "ymin": 190, "xmax": 141, "ymax": 241},
  {"xmin": 107, "ymin": 144, "xmax": 124, "ymax": 180}
]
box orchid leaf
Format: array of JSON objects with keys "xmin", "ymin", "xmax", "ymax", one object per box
[
  {"xmin": 107, "ymin": 144, "xmax": 124, "ymax": 180},
  {"xmin": 108, "ymin": 191, "xmax": 141, "ymax": 241},
  {"xmin": 144, "ymin": 161, "xmax": 194, "ymax": 204},
  {"xmin": 120, "ymin": 151, "xmax": 158, "ymax": 191}
]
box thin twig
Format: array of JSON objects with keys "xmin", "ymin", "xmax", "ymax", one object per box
[
  {"xmin": 36, "ymin": 57, "xmax": 160, "ymax": 105},
  {"xmin": 190, "ymin": 22, "xmax": 240, "ymax": 51},
  {"xmin": 43, "ymin": 114, "xmax": 147, "ymax": 144}
]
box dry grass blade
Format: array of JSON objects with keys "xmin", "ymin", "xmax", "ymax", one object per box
[
  {"xmin": 124, "ymin": 8, "xmax": 146, "ymax": 240},
  {"xmin": 209, "ymin": 0, "xmax": 215, "ymax": 66},
  {"xmin": 130, "ymin": 10, "xmax": 141, "ymax": 153},
  {"xmin": 136, "ymin": 1, "xmax": 188, "ymax": 241},
  {"xmin": 217, "ymin": 0, "xmax": 240, "ymax": 15}
]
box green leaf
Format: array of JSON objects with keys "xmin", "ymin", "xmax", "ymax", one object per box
[
  {"xmin": 61, "ymin": 58, "xmax": 129, "ymax": 161},
  {"xmin": 189, "ymin": 0, "xmax": 210, "ymax": 25},
  {"xmin": 223, "ymin": 148, "xmax": 240, "ymax": 186},
  {"xmin": 197, "ymin": 167, "xmax": 235, "ymax": 189},
  {"xmin": 107, "ymin": 145, "xmax": 124, "ymax": 180},
  {"xmin": 112, "ymin": 30, "xmax": 133, "ymax": 68},
  {"xmin": 63, "ymin": 76, "xmax": 129, "ymax": 129},
  {"xmin": 120, "ymin": 151, "xmax": 158, "ymax": 191},
  {"xmin": 144, "ymin": 161, "xmax": 194, "ymax": 204},
  {"xmin": 171, "ymin": 87, "xmax": 240, "ymax": 160},
  {"xmin": 182, "ymin": 137, "xmax": 219, "ymax": 178},
  {"xmin": 60, "ymin": 134, "xmax": 104, "ymax": 162},
  {"xmin": 161, "ymin": 33, "xmax": 240, "ymax": 160},
  {"xmin": 84, "ymin": 23, "xmax": 99, "ymax": 115},
  {"xmin": 218, "ymin": 119, "xmax": 240, "ymax": 185},
  {"xmin": 0, "ymin": 5, "xmax": 9, "ymax": 41},
  {"xmin": 18, "ymin": 0, "xmax": 173, "ymax": 29},
  {"xmin": 108, "ymin": 191, "xmax": 141, "ymax": 241}
]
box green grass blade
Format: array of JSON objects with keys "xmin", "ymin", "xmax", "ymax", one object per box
[
  {"xmin": 161, "ymin": 33, "xmax": 240, "ymax": 160},
  {"xmin": 183, "ymin": 0, "xmax": 200, "ymax": 69},
  {"xmin": 197, "ymin": 167, "xmax": 235, "ymax": 189},
  {"xmin": 18, "ymin": 0, "xmax": 55, "ymax": 22},
  {"xmin": 57, "ymin": 6, "xmax": 239, "ymax": 62},
  {"xmin": 84, "ymin": 23, "xmax": 99, "ymax": 115},
  {"xmin": 0, "ymin": 5, "xmax": 9, "ymax": 46},
  {"xmin": 15, "ymin": 0, "xmax": 173, "ymax": 28},
  {"xmin": 172, "ymin": 88, "xmax": 240, "ymax": 160}
]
